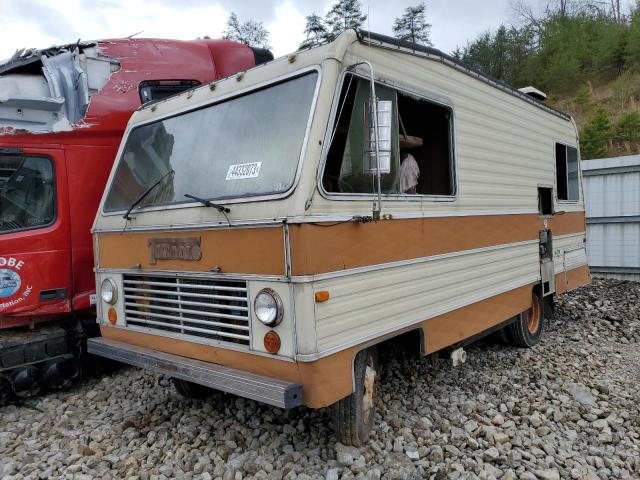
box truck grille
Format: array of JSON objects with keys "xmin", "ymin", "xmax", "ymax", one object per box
[{"xmin": 123, "ymin": 274, "xmax": 250, "ymax": 346}]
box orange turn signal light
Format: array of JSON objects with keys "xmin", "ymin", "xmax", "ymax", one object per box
[
  {"xmin": 264, "ymin": 330, "xmax": 281, "ymax": 354},
  {"xmin": 107, "ymin": 308, "xmax": 117, "ymax": 324},
  {"xmin": 315, "ymin": 290, "xmax": 330, "ymax": 303}
]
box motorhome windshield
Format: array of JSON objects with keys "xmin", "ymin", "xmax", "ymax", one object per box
[
  {"xmin": 104, "ymin": 72, "xmax": 318, "ymax": 213},
  {"xmin": 0, "ymin": 155, "xmax": 55, "ymax": 233}
]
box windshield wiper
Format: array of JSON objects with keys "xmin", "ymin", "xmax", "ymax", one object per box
[
  {"xmin": 123, "ymin": 169, "xmax": 175, "ymax": 220},
  {"xmin": 184, "ymin": 194, "xmax": 230, "ymax": 213}
]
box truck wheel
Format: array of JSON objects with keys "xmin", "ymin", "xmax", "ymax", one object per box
[
  {"xmin": 172, "ymin": 378, "xmax": 212, "ymax": 398},
  {"xmin": 332, "ymin": 347, "xmax": 379, "ymax": 446},
  {"xmin": 506, "ymin": 291, "xmax": 544, "ymax": 347}
]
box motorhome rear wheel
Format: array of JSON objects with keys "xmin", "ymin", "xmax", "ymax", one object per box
[{"xmin": 506, "ymin": 292, "xmax": 545, "ymax": 347}]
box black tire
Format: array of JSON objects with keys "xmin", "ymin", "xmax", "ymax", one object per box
[
  {"xmin": 505, "ymin": 291, "xmax": 544, "ymax": 348},
  {"xmin": 172, "ymin": 378, "xmax": 212, "ymax": 398},
  {"xmin": 332, "ymin": 347, "xmax": 379, "ymax": 446}
]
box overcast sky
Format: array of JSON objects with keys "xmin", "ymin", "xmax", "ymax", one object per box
[
  {"xmin": 0, "ymin": 0, "xmax": 603, "ymax": 61},
  {"xmin": 0, "ymin": 0, "xmax": 525, "ymax": 59}
]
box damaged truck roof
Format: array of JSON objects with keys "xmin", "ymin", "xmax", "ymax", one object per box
[{"xmin": 0, "ymin": 41, "xmax": 120, "ymax": 133}]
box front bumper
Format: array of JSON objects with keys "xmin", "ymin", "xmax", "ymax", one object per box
[{"xmin": 87, "ymin": 337, "xmax": 303, "ymax": 409}]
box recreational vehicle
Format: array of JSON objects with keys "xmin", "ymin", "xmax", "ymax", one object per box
[{"xmin": 88, "ymin": 30, "xmax": 589, "ymax": 445}]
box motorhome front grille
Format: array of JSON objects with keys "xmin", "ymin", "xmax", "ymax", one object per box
[{"xmin": 122, "ymin": 274, "xmax": 250, "ymax": 346}]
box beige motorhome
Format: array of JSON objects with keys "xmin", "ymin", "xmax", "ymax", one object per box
[{"xmin": 89, "ymin": 30, "xmax": 589, "ymax": 445}]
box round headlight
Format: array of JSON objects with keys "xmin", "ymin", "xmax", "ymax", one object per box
[
  {"xmin": 101, "ymin": 278, "xmax": 118, "ymax": 305},
  {"xmin": 254, "ymin": 288, "xmax": 283, "ymax": 327}
]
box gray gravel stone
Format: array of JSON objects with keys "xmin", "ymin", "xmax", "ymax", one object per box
[{"xmin": 0, "ymin": 279, "xmax": 638, "ymax": 480}]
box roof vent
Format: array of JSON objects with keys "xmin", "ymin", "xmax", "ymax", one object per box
[{"xmin": 518, "ymin": 86, "xmax": 547, "ymax": 101}]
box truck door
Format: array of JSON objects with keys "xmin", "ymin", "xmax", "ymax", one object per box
[{"xmin": 0, "ymin": 147, "xmax": 72, "ymax": 326}]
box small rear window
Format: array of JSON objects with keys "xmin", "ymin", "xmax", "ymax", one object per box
[
  {"xmin": 139, "ymin": 80, "xmax": 200, "ymax": 104},
  {"xmin": 555, "ymin": 143, "xmax": 579, "ymax": 201}
]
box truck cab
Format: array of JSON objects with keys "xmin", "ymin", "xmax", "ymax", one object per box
[{"xmin": 0, "ymin": 37, "xmax": 270, "ymax": 397}]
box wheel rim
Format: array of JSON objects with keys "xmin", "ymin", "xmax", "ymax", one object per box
[
  {"xmin": 362, "ymin": 364, "xmax": 376, "ymax": 423},
  {"xmin": 525, "ymin": 293, "xmax": 541, "ymax": 334}
]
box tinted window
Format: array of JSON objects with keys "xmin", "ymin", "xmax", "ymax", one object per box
[{"xmin": 0, "ymin": 156, "xmax": 55, "ymax": 232}]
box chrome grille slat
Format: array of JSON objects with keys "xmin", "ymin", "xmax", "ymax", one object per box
[
  {"xmin": 123, "ymin": 279, "xmax": 247, "ymax": 293},
  {"xmin": 125, "ymin": 294, "xmax": 249, "ymax": 312},
  {"xmin": 123, "ymin": 274, "xmax": 250, "ymax": 346},
  {"xmin": 123, "ymin": 286, "xmax": 244, "ymax": 302},
  {"xmin": 124, "ymin": 302, "xmax": 249, "ymax": 322},
  {"xmin": 125, "ymin": 316, "xmax": 250, "ymax": 340}
]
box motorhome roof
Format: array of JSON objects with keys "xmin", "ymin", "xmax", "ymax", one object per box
[
  {"xmin": 130, "ymin": 29, "xmax": 571, "ymax": 126},
  {"xmin": 356, "ymin": 30, "xmax": 569, "ymax": 121}
]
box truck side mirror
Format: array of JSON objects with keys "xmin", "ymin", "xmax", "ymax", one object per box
[{"xmin": 364, "ymin": 100, "xmax": 392, "ymax": 174}]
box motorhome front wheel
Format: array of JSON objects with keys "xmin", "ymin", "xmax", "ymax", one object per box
[{"xmin": 332, "ymin": 347, "xmax": 379, "ymax": 446}]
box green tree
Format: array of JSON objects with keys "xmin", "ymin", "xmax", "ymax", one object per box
[
  {"xmin": 392, "ymin": 3, "xmax": 432, "ymax": 46},
  {"xmin": 222, "ymin": 12, "xmax": 271, "ymax": 49},
  {"xmin": 300, "ymin": 13, "xmax": 328, "ymax": 49},
  {"xmin": 572, "ymin": 83, "xmax": 592, "ymax": 110},
  {"xmin": 611, "ymin": 70, "xmax": 640, "ymax": 110},
  {"xmin": 458, "ymin": 6, "xmax": 639, "ymax": 94},
  {"xmin": 614, "ymin": 111, "xmax": 640, "ymax": 144},
  {"xmin": 626, "ymin": 5, "xmax": 640, "ymax": 68},
  {"xmin": 325, "ymin": 0, "xmax": 367, "ymax": 40},
  {"xmin": 580, "ymin": 107, "xmax": 614, "ymax": 159},
  {"xmin": 455, "ymin": 25, "xmax": 535, "ymax": 86}
]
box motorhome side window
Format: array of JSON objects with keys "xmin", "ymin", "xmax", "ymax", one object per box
[
  {"xmin": 323, "ymin": 73, "xmax": 454, "ymax": 196},
  {"xmin": 555, "ymin": 143, "xmax": 579, "ymax": 201},
  {"xmin": 0, "ymin": 155, "xmax": 55, "ymax": 233}
]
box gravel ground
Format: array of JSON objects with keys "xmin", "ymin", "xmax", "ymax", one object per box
[{"xmin": 1, "ymin": 278, "xmax": 639, "ymax": 480}]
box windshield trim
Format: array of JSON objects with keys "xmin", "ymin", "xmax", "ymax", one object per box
[
  {"xmin": 0, "ymin": 154, "xmax": 57, "ymax": 236},
  {"xmin": 101, "ymin": 66, "xmax": 323, "ymax": 217}
]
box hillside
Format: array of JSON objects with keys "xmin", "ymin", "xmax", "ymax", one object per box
[
  {"xmin": 455, "ymin": 3, "xmax": 640, "ymax": 160},
  {"xmin": 551, "ymin": 72, "xmax": 640, "ymax": 159}
]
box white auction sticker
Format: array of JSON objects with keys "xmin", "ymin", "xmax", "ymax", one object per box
[{"xmin": 226, "ymin": 162, "xmax": 262, "ymax": 180}]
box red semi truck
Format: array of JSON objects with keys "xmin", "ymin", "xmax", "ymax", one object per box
[{"xmin": 0, "ymin": 37, "xmax": 271, "ymax": 398}]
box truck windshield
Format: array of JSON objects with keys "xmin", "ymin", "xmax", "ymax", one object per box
[
  {"xmin": 0, "ymin": 155, "xmax": 55, "ymax": 233},
  {"xmin": 104, "ymin": 72, "xmax": 318, "ymax": 212}
]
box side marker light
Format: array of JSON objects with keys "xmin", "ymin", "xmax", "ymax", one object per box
[
  {"xmin": 315, "ymin": 291, "xmax": 330, "ymax": 303},
  {"xmin": 264, "ymin": 330, "xmax": 281, "ymax": 354},
  {"xmin": 108, "ymin": 308, "xmax": 117, "ymax": 325}
]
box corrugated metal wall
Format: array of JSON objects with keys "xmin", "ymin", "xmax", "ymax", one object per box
[{"xmin": 582, "ymin": 155, "xmax": 640, "ymax": 281}]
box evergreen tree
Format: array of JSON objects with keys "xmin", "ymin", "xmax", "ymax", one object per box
[
  {"xmin": 324, "ymin": 0, "xmax": 367, "ymax": 40},
  {"xmin": 300, "ymin": 13, "xmax": 328, "ymax": 49},
  {"xmin": 626, "ymin": 5, "xmax": 640, "ymax": 67},
  {"xmin": 392, "ymin": 3, "xmax": 432, "ymax": 46},
  {"xmin": 455, "ymin": 25, "xmax": 535, "ymax": 86},
  {"xmin": 614, "ymin": 111, "xmax": 640, "ymax": 145},
  {"xmin": 222, "ymin": 12, "xmax": 271, "ymax": 49},
  {"xmin": 572, "ymin": 83, "xmax": 592, "ymax": 110},
  {"xmin": 580, "ymin": 108, "xmax": 613, "ymax": 159}
]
